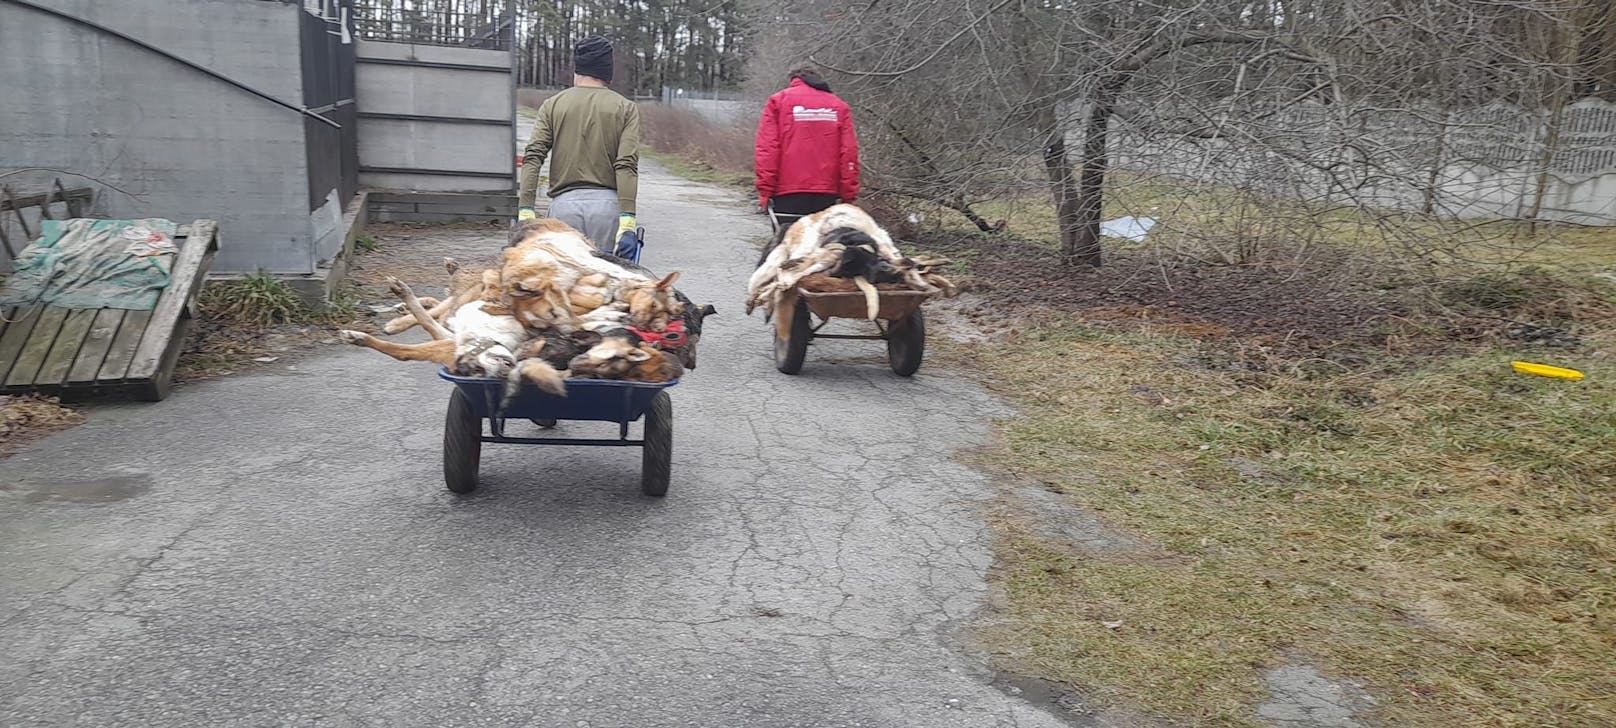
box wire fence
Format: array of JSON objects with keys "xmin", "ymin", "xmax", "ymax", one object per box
[
  {"xmin": 347, "ymin": 1, "xmax": 514, "ymax": 50},
  {"xmin": 1107, "ymin": 97, "xmax": 1616, "ymax": 223}
]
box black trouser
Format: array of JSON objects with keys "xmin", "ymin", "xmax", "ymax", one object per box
[{"xmin": 761, "ymin": 193, "xmax": 840, "ymax": 266}]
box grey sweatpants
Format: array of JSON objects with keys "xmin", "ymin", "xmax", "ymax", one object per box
[{"xmin": 550, "ymin": 188, "xmax": 619, "ymax": 252}]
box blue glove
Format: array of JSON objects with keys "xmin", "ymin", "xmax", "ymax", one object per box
[{"xmin": 613, "ymin": 229, "xmax": 643, "ymax": 261}]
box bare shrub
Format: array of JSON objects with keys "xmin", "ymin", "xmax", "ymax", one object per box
[
  {"xmin": 516, "ymin": 86, "xmax": 558, "ymax": 111},
  {"xmin": 638, "ymin": 103, "xmax": 754, "ymax": 179}
]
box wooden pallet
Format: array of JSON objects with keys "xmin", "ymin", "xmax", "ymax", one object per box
[{"xmin": 0, "ymin": 220, "xmax": 218, "ymax": 402}]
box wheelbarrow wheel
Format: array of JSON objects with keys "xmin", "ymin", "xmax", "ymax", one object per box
[
  {"xmin": 640, "ymin": 391, "xmax": 673, "ymax": 497},
  {"xmin": 773, "ymin": 298, "xmax": 811, "ymax": 374},
  {"xmin": 887, "ymin": 310, "xmax": 925, "ymax": 377},
  {"xmin": 443, "ymin": 388, "xmax": 482, "ymax": 494}
]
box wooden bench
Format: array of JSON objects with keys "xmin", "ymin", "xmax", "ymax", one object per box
[{"xmin": 0, "ymin": 220, "xmax": 219, "ymax": 402}]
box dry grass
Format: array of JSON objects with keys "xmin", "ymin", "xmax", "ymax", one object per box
[
  {"xmin": 919, "ymin": 172, "xmax": 1616, "ymax": 272},
  {"xmin": 956, "ymin": 300, "xmax": 1615, "ymax": 725},
  {"xmin": 637, "ymin": 103, "xmax": 753, "ymax": 189},
  {"xmin": 516, "ymin": 87, "xmax": 558, "ymax": 111},
  {"xmin": 646, "ymin": 115, "xmax": 1616, "ymax": 723},
  {"xmin": 0, "ymin": 394, "xmax": 83, "ymax": 457},
  {"xmin": 177, "ymin": 275, "xmax": 362, "ymax": 382}
]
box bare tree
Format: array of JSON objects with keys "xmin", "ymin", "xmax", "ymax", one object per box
[{"xmin": 751, "ymin": 0, "xmax": 1616, "ymax": 267}]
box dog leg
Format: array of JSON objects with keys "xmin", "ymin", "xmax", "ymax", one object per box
[
  {"xmin": 336, "ymin": 330, "xmax": 456, "ymax": 366},
  {"xmin": 387, "ymin": 276, "xmax": 454, "ymax": 340},
  {"xmin": 381, "ymin": 294, "xmax": 453, "ymax": 335},
  {"xmin": 505, "ymin": 359, "xmax": 567, "ymax": 400}
]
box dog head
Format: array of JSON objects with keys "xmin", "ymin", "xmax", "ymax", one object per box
[
  {"xmin": 822, "ymin": 228, "xmax": 901, "ymax": 283},
  {"xmin": 499, "ymin": 249, "xmax": 577, "ymax": 331},
  {"xmin": 623, "ymin": 271, "xmax": 684, "ymax": 331},
  {"xmin": 453, "ymin": 337, "xmax": 517, "ymax": 378},
  {"xmin": 567, "ymin": 331, "xmax": 678, "ymax": 382}
]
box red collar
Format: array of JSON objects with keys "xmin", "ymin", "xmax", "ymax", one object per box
[{"xmin": 628, "ymin": 319, "xmax": 686, "ymax": 347}]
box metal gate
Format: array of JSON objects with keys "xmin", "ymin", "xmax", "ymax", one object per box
[
  {"xmin": 349, "ymin": 4, "xmax": 516, "ymax": 195},
  {"xmin": 301, "ymin": 1, "xmax": 359, "ymax": 213}
]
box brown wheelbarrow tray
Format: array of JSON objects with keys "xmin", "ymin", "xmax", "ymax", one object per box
[{"xmin": 772, "ymin": 288, "xmax": 931, "ymax": 376}]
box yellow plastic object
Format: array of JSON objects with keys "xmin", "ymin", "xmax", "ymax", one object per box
[{"xmin": 1511, "ymin": 361, "xmax": 1585, "ymax": 381}]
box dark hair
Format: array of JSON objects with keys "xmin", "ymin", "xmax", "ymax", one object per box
[{"xmin": 790, "ymin": 66, "xmax": 831, "ymax": 92}]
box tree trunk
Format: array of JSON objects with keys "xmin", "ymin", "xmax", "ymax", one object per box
[
  {"xmin": 1041, "ymin": 91, "xmax": 1111, "ymax": 269},
  {"xmin": 1525, "ymin": 1, "xmax": 1589, "ymax": 236}
]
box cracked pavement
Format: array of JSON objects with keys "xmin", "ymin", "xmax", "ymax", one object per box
[{"xmin": 0, "ymin": 162, "xmax": 1088, "ymax": 727}]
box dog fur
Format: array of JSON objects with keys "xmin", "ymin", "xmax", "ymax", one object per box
[
  {"xmin": 338, "ymin": 276, "xmax": 526, "ymax": 379},
  {"xmin": 567, "ymin": 329, "xmax": 684, "ymax": 383},
  {"xmin": 748, "ymin": 204, "xmax": 955, "ymax": 320}
]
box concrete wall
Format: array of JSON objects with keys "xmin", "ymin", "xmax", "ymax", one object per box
[
  {"xmin": 355, "ymin": 39, "xmax": 515, "ymax": 193},
  {"xmin": 0, "ymin": 0, "xmax": 319, "ymax": 274}
]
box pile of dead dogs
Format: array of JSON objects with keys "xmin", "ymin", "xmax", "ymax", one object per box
[
  {"xmin": 746, "ymin": 203, "xmax": 957, "ymax": 320},
  {"xmin": 338, "ymin": 219, "xmax": 714, "ymax": 399},
  {"xmin": 338, "ymin": 204, "xmax": 952, "ymax": 396}
]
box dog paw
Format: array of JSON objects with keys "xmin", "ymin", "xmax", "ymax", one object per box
[
  {"xmin": 385, "ymin": 276, "xmax": 408, "ymax": 298},
  {"xmin": 443, "ymin": 257, "xmax": 459, "ymax": 274},
  {"xmin": 380, "ymin": 318, "xmax": 413, "ymax": 335},
  {"xmin": 336, "ymin": 329, "xmax": 369, "ymax": 345}
]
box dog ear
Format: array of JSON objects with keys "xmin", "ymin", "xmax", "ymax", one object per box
[
  {"xmin": 625, "ymin": 347, "xmax": 653, "ymax": 362},
  {"xmin": 656, "ymin": 271, "xmax": 680, "ymax": 289}
]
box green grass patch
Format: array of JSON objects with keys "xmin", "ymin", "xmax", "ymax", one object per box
[{"xmin": 197, "ymin": 274, "xmax": 354, "ymax": 327}]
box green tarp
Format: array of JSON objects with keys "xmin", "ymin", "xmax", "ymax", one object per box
[{"xmin": 0, "ymin": 219, "xmax": 176, "ymax": 310}]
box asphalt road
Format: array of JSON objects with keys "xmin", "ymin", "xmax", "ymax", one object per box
[{"xmin": 0, "ymin": 162, "xmax": 1082, "ymax": 727}]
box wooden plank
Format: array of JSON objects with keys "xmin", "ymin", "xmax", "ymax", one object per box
[
  {"xmin": 97, "ymin": 310, "xmax": 152, "ymax": 381},
  {"xmin": 35, "ymin": 184, "xmax": 56, "ymax": 221},
  {"xmin": 0, "ymin": 186, "xmax": 92, "ymax": 212},
  {"xmin": 66, "ymin": 309, "xmax": 126, "ymax": 384},
  {"xmin": 5, "ymin": 307, "xmax": 69, "ymax": 387},
  {"xmin": 0, "ymin": 187, "xmax": 34, "ymax": 239},
  {"xmin": 34, "ymin": 309, "xmax": 97, "ymax": 385},
  {"xmin": 366, "ymin": 191, "xmax": 516, "ymax": 207},
  {"xmin": 129, "ymin": 312, "xmax": 191, "ymax": 402},
  {"xmin": 0, "ymin": 307, "xmax": 16, "ymax": 341},
  {"xmin": 0, "ymin": 307, "xmax": 42, "ymax": 383},
  {"xmin": 127, "ymin": 220, "xmax": 217, "ymax": 382},
  {"xmin": 369, "ymin": 211, "xmax": 509, "ymax": 224}
]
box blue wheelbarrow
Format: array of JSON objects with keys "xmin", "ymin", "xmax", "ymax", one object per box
[
  {"xmin": 438, "ymin": 372, "xmax": 677, "ymax": 496},
  {"xmin": 438, "ymin": 224, "xmax": 674, "ymax": 496}
]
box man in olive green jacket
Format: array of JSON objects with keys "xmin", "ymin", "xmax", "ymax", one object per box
[{"xmin": 518, "ymin": 36, "xmax": 641, "ymax": 254}]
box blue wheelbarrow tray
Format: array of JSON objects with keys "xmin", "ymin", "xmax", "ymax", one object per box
[
  {"xmin": 437, "ymin": 368, "xmax": 679, "ymax": 496},
  {"xmin": 439, "ymin": 368, "xmax": 676, "ymax": 440}
]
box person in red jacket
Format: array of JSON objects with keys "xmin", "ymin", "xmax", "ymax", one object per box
[{"xmin": 754, "ymin": 67, "xmax": 860, "ymax": 233}]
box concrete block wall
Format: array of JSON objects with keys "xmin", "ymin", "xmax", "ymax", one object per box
[
  {"xmin": 0, "ymin": 0, "xmax": 317, "ymax": 274},
  {"xmin": 355, "ymin": 39, "xmax": 515, "ymax": 194}
]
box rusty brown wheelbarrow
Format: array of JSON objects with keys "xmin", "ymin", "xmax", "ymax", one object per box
[{"xmin": 771, "ymin": 287, "xmax": 931, "ymax": 376}]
